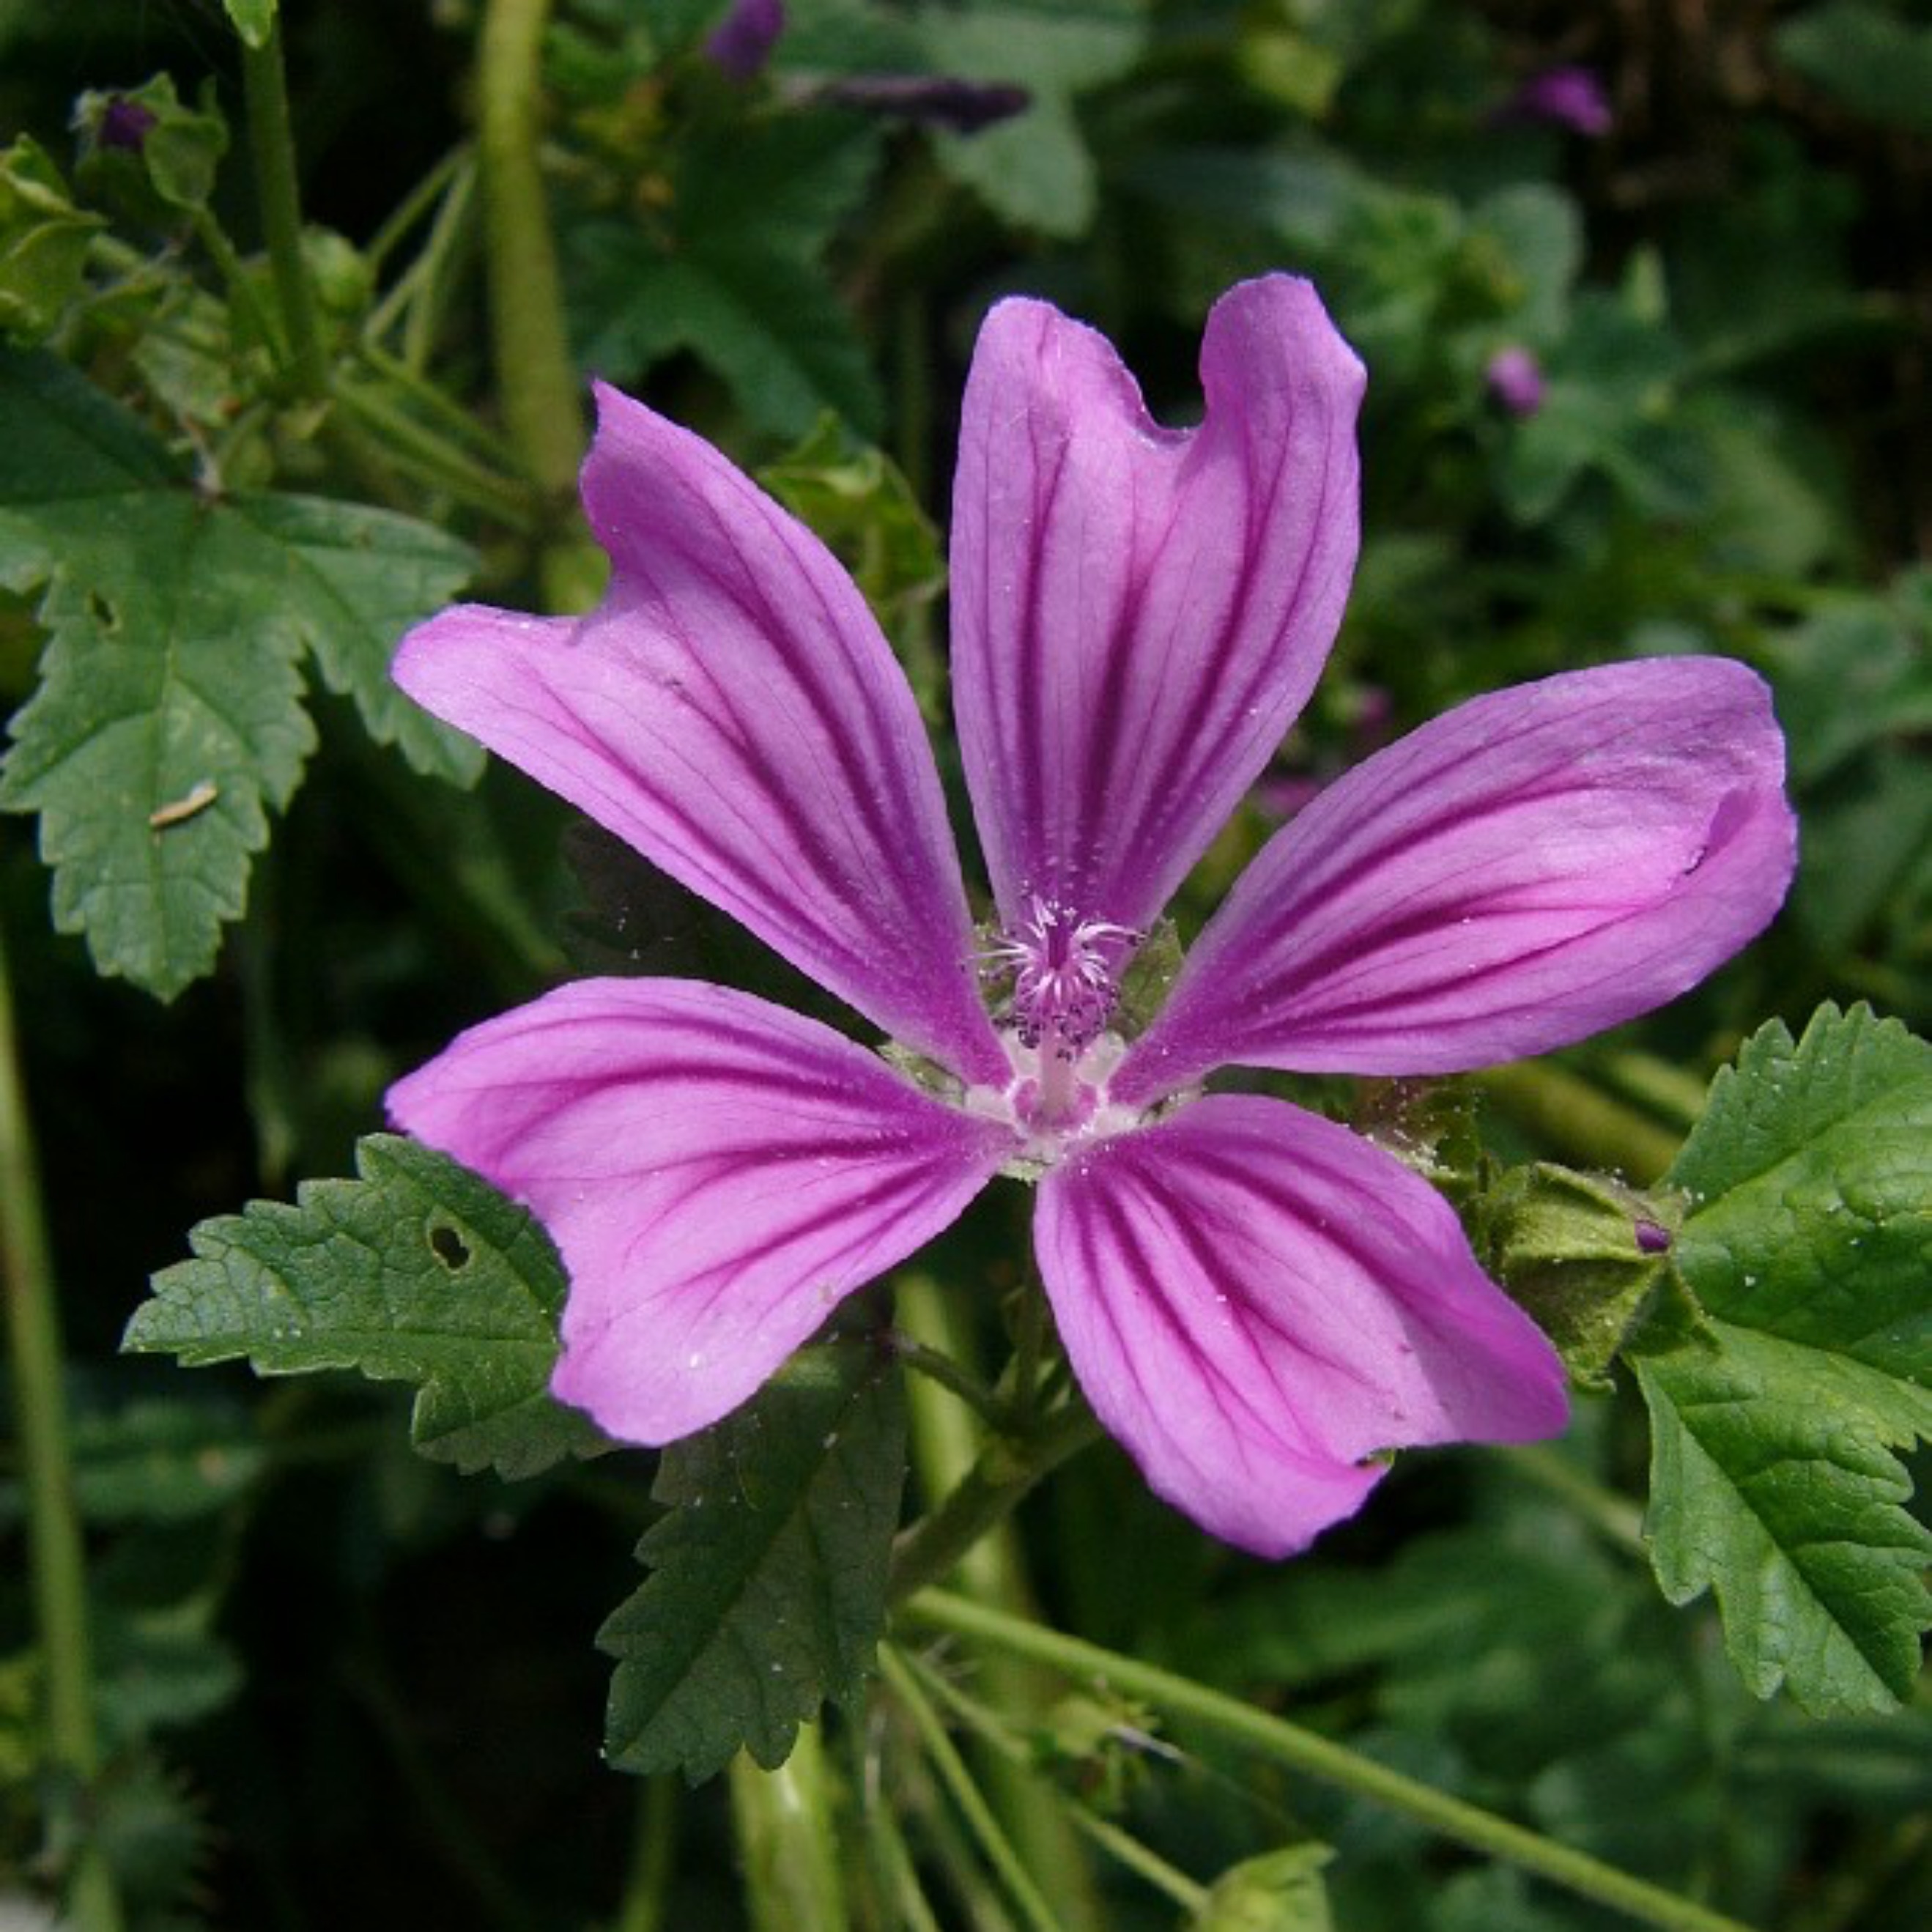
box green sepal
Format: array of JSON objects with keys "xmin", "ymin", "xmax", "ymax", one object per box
[
  {"xmin": 1114, "ymin": 916, "xmax": 1184, "ymax": 1040},
  {"xmin": 74, "ymin": 75, "xmax": 230, "ymax": 222},
  {"xmin": 1191, "ymin": 1843, "xmax": 1335, "ymax": 1932},
  {"xmin": 1479, "ymin": 1163, "xmax": 1684, "ymax": 1388}
]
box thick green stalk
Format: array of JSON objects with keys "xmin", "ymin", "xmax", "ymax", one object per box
[
  {"xmin": 903, "ymin": 1590, "xmax": 1759, "ymax": 1932},
  {"xmin": 239, "ymin": 15, "xmax": 329, "ymax": 398},
  {"xmin": 477, "ymin": 0, "xmax": 588, "ymax": 588},
  {"xmin": 0, "ymin": 917, "xmax": 122, "ymax": 1931},
  {"xmin": 612, "ymin": 1778, "xmax": 678, "ymax": 1932},
  {"xmin": 888, "ymin": 1396, "xmax": 1100, "ymax": 1607},
  {"xmin": 727, "ymin": 1725, "xmax": 849, "ymax": 1932}
]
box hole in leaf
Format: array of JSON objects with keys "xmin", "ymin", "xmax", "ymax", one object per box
[
  {"xmin": 86, "ymin": 590, "xmax": 119, "ymax": 632},
  {"xmin": 429, "ymin": 1222, "xmax": 471, "ymax": 1270}
]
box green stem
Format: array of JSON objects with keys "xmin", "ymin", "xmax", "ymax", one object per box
[
  {"xmin": 1503, "ymin": 1443, "xmax": 1648, "ymax": 1561},
  {"xmin": 862, "ymin": 1788, "xmax": 949, "ymax": 1932},
  {"xmin": 1598, "ymin": 1051, "xmax": 1710, "ymax": 1136},
  {"xmin": 902, "ymin": 1590, "xmax": 1761, "ymax": 1932},
  {"xmin": 476, "ymin": 0, "xmax": 584, "ymax": 508},
  {"xmin": 896, "ymin": 1275, "xmax": 1106, "ymax": 1932},
  {"xmin": 727, "ymin": 1726, "xmax": 849, "ymax": 1932},
  {"xmin": 352, "ymin": 340, "xmax": 525, "ymax": 470},
  {"xmin": 364, "ymin": 142, "xmax": 470, "ymax": 278},
  {"xmin": 0, "ymin": 918, "xmax": 122, "ymax": 1932},
  {"xmin": 900, "ymin": 1643, "xmax": 1207, "ymax": 1914},
  {"xmin": 240, "ymin": 15, "xmax": 330, "ymax": 398},
  {"xmin": 999, "ymin": 1272, "xmax": 1050, "ymax": 1432},
  {"xmin": 333, "ymin": 379, "xmax": 542, "ymax": 531},
  {"xmin": 188, "ymin": 205, "xmax": 284, "ymax": 360},
  {"xmin": 879, "ymin": 1646, "xmax": 1062, "ymax": 1932},
  {"xmin": 894, "ymin": 1333, "xmax": 1007, "ymax": 1424},
  {"xmin": 1475, "ymin": 1062, "xmax": 1682, "ymax": 1182},
  {"xmin": 888, "ymin": 1399, "xmax": 1102, "ymax": 1607}
]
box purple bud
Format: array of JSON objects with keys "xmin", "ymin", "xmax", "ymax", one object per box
[
  {"xmin": 1485, "ymin": 346, "xmax": 1545, "ymax": 418},
  {"xmin": 705, "ymin": 0, "xmax": 785, "ymax": 84},
  {"xmin": 1635, "ymin": 1219, "xmax": 1672, "ymax": 1255},
  {"xmin": 97, "ymin": 96, "xmax": 159, "ymax": 152},
  {"xmin": 1501, "ymin": 65, "xmax": 1613, "ymax": 137}
]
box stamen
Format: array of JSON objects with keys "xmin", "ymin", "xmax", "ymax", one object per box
[{"xmin": 981, "ymin": 895, "xmax": 1139, "ymax": 1054}]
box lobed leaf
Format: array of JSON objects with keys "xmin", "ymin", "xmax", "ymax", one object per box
[
  {"xmin": 566, "ymin": 118, "xmax": 883, "ymax": 437},
  {"xmin": 1632, "ymin": 1004, "xmax": 1932, "ymax": 1714},
  {"xmin": 0, "ymin": 352, "xmax": 478, "ymax": 998},
  {"xmin": 601, "ymin": 1341, "xmax": 906, "ymax": 1783},
  {"xmin": 125, "ymin": 1134, "xmax": 603, "ymax": 1480}
]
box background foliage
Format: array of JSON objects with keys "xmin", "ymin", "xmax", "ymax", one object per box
[{"xmin": 0, "ymin": 1, "xmax": 1926, "ymax": 1928}]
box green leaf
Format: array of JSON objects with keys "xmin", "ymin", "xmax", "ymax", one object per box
[
  {"xmin": 0, "ymin": 352, "xmax": 477, "ymax": 999},
  {"xmin": 567, "ymin": 117, "xmax": 883, "ymax": 437},
  {"xmin": 923, "ymin": 1, "xmax": 1148, "ymax": 237},
  {"xmin": 66, "ymin": 1400, "xmax": 264, "ymax": 1526},
  {"xmin": 1631, "ymin": 1004, "xmax": 1932, "ymax": 1714},
  {"xmin": 222, "ymin": 1, "xmax": 278, "ymax": 51},
  {"xmin": 125, "ymin": 1134, "xmax": 603, "ymax": 1480},
  {"xmin": 233, "ymin": 492, "xmax": 483, "ymax": 786},
  {"xmin": 601, "ymin": 1340, "xmax": 906, "ymax": 1782},
  {"xmin": 0, "ymin": 135, "xmax": 105, "ymax": 344},
  {"xmin": 1775, "ymin": 0, "xmax": 1932, "ymax": 136}
]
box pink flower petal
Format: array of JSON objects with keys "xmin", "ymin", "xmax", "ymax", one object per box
[
  {"xmin": 1035, "ymin": 1096, "xmax": 1568, "ymax": 1557},
  {"xmin": 387, "ymin": 979, "xmax": 1013, "ymax": 1444},
  {"xmin": 393, "ymin": 385, "xmax": 1005, "ymax": 1087},
  {"xmin": 951, "ymin": 275, "xmax": 1364, "ymax": 938},
  {"xmin": 1117, "ymin": 659, "xmax": 1796, "ymax": 1100}
]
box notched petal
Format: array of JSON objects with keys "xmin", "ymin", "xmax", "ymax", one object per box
[{"xmin": 951, "ymin": 274, "xmax": 1365, "ymax": 939}]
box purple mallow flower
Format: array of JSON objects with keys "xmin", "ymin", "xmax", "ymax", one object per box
[
  {"xmin": 388, "ymin": 277, "xmax": 1794, "ymax": 1557},
  {"xmin": 704, "ymin": 0, "xmax": 785, "ymax": 83},
  {"xmin": 1502, "ymin": 65, "xmax": 1613, "ymax": 136},
  {"xmin": 1486, "ymin": 345, "xmax": 1546, "ymax": 418}
]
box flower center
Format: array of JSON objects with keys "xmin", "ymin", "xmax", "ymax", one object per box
[
  {"xmin": 975, "ymin": 896, "xmax": 1142, "ymax": 1152},
  {"xmin": 982, "ymin": 895, "xmax": 1137, "ymax": 1055}
]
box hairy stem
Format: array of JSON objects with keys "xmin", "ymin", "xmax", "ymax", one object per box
[
  {"xmin": 902, "ymin": 1589, "xmax": 1760, "ymax": 1932},
  {"xmin": 0, "ymin": 917, "xmax": 122, "ymax": 1931},
  {"xmin": 888, "ymin": 1397, "xmax": 1101, "ymax": 1607},
  {"xmin": 880, "ymin": 1646, "xmax": 1062, "ymax": 1932},
  {"xmin": 239, "ymin": 15, "xmax": 329, "ymax": 398}
]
